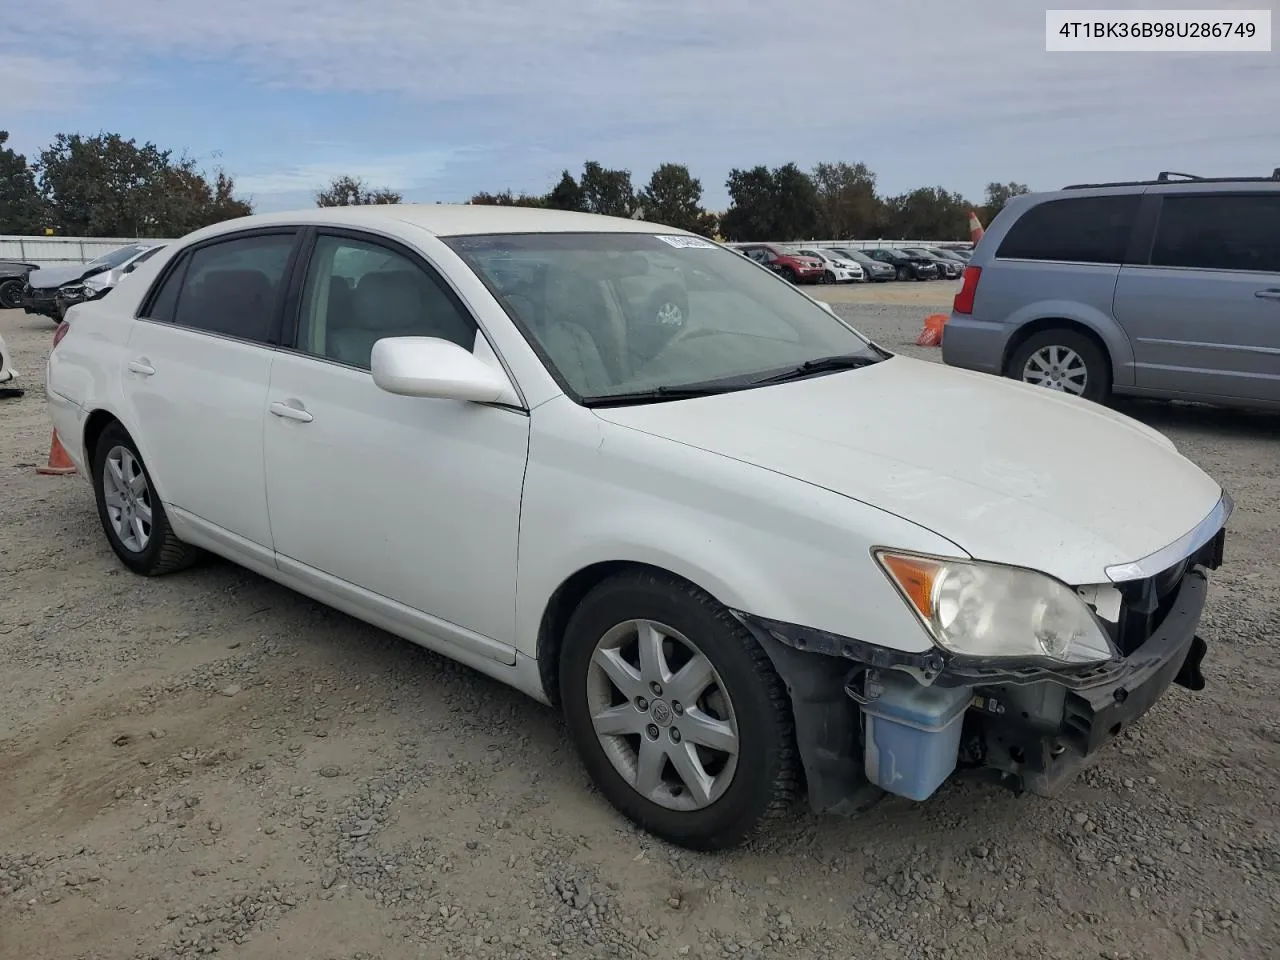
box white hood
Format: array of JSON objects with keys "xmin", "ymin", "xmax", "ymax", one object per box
[{"xmin": 593, "ymin": 356, "xmax": 1225, "ymax": 586}]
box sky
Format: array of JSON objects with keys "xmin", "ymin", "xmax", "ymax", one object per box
[{"xmin": 4, "ymin": 0, "xmax": 1278, "ymax": 214}]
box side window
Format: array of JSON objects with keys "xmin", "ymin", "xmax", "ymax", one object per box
[
  {"xmin": 295, "ymin": 235, "xmax": 479, "ymax": 370},
  {"xmin": 1151, "ymin": 194, "xmax": 1280, "ymax": 273},
  {"xmin": 171, "ymin": 233, "xmax": 296, "ymax": 342},
  {"xmin": 996, "ymin": 195, "xmax": 1140, "ymax": 264},
  {"xmin": 141, "ymin": 254, "xmax": 188, "ymax": 322}
]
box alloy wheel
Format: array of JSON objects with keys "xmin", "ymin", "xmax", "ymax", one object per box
[
  {"xmin": 103, "ymin": 444, "xmax": 154, "ymax": 552},
  {"xmin": 1022, "ymin": 345, "xmax": 1088, "ymax": 395},
  {"xmin": 586, "ymin": 618, "xmax": 739, "ymax": 811}
]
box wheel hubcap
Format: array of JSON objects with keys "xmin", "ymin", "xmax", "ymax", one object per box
[
  {"xmin": 103, "ymin": 445, "xmax": 153, "ymax": 552},
  {"xmin": 586, "ymin": 618, "xmax": 739, "ymax": 811},
  {"xmin": 1022, "ymin": 345, "xmax": 1088, "ymax": 396}
]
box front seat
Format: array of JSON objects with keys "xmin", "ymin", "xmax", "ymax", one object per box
[
  {"xmin": 536, "ymin": 266, "xmax": 614, "ymax": 394},
  {"xmin": 329, "ymin": 271, "xmax": 428, "ymax": 370}
]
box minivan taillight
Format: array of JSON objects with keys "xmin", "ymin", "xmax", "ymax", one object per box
[
  {"xmin": 953, "ymin": 266, "xmax": 981, "ymax": 315},
  {"xmin": 52, "ymin": 320, "xmax": 70, "ymax": 350}
]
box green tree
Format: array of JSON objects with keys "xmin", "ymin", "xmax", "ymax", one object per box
[
  {"xmin": 719, "ymin": 163, "xmax": 820, "ymax": 241},
  {"xmin": 544, "ymin": 170, "xmax": 583, "ymax": 211},
  {"xmin": 811, "ymin": 161, "xmax": 880, "ymax": 239},
  {"xmin": 0, "ymin": 131, "xmax": 46, "ymax": 234},
  {"xmin": 880, "ymin": 186, "xmax": 971, "ymax": 240},
  {"xmin": 36, "ymin": 132, "xmax": 252, "ymax": 237},
  {"xmin": 636, "ymin": 163, "xmax": 718, "ymax": 236},
  {"xmin": 578, "ymin": 161, "xmax": 636, "ymax": 218},
  {"xmin": 469, "ymin": 190, "xmax": 545, "ymax": 207},
  {"xmin": 980, "ymin": 181, "xmax": 1031, "ymax": 224},
  {"xmin": 315, "ymin": 175, "xmax": 403, "ymax": 207}
]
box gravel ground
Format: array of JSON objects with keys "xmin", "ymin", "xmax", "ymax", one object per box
[{"xmin": 2, "ymin": 296, "xmax": 1278, "ymax": 960}]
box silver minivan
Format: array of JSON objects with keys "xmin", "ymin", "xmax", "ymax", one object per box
[{"xmin": 942, "ymin": 172, "xmax": 1280, "ymax": 411}]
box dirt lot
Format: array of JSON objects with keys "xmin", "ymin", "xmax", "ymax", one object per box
[{"xmin": 2, "ymin": 298, "xmax": 1278, "ymax": 960}]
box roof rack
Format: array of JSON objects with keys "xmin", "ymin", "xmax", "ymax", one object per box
[{"xmin": 1064, "ymin": 169, "xmax": 1280, "ymax": 190}]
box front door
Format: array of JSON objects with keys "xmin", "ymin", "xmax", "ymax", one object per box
[
  {"xmin": 121, "ymin": 229, "xmax": 299, "ymax": 549},
  {"xmin": 262, "ymin": 230, "xmax": 530, "ymax": 661},
  {"xmin": 1114, "ymin": 191, "xmax": 1280, "ymax": 405}
]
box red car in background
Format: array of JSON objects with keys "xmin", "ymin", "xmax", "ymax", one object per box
[{"xmin": 733, "ymin": 243, "xmax": 825, "ymax": 284}]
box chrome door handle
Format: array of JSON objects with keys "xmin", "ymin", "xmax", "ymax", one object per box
[
  {"xmin": 1255, "ymin": 289, "xmax": 1280, "ymax": 301},
  {"xmin": 127, "ymin": 358, "xmax": 155, "ymax": 376},
  {"xmin": 269, "ymin": 400, "xmax": 313, "ymax": 423}
]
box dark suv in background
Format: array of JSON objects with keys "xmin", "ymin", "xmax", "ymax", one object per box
[
  {"xmin": 864, "ymin": 247, "xmax": 939, "ymax": 281},
  {"xmin": 943, "ymin": 170, "xmax": 1280, "ymax": 411}
]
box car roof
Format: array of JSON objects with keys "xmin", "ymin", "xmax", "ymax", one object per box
[{"xmin": 179, "ymin": 204, "xmax": 687, "ymax": 244}]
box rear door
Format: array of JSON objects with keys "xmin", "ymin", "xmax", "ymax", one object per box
[
  {"xmin": 1114, "ymin": 190, "xmax": 1280, "ymax": 404},
  {"xmin": 122, "ymin": 229, "xmax": 300, "ymax": 550}
]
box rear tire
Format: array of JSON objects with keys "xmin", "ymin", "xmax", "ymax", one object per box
[
  {"xmin": 559, "ymin": 570, "xmax": 800, "ymax": 851},
  {"xmin": 1006, "ymin": 328, "xmax": 1111, "ymax": 405},
  {"xmin": 91, "ymin": 422, "xmax": 203, "ymax": 576},
  {"xmin": 0, "ymin": 278, "xmax": 23, "ymax": 310}
]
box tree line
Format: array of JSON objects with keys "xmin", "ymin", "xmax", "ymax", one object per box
[
  {"xmin": 462, "ymin": 161, "xmax": 1030, "ymax": 241},
  {"xmin": 1, "ymin": 129, "xmax": 1031, "ymax": 241}
]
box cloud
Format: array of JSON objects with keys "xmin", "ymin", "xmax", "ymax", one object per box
[{"xmin": 2, "ymin": 0, "xmax": 1277, "ymax": 203}]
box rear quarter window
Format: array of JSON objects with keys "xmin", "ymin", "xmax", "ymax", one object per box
[{"xmin": 996, "ymin": 194, "xmax": 1141, "ymax": 265}]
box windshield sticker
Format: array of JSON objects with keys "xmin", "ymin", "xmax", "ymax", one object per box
[{"xmin": 654, "ymin": 235, "xmax": 716, "ymax": 249}]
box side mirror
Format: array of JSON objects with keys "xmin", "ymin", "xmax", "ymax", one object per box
[{"xmin": 370, "ymin": 337, "xmax": 515, "ymax": 404}]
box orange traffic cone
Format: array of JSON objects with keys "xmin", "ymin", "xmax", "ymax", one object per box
[
  {"xmin": 36, "ymin": 429, "xmax": 77, "ymax": 475},
  {"xmin": 916, "ymin": 313, "xmax": 947, "ymax": 347},
  {"xmin": 967, "ymin": 210, "xmax": 985, "ymax": 246}
]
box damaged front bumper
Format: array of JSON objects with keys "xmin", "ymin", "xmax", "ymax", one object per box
[{"xmin": 734, "ymin": 527, "xmax": 1224, "ymax": 813}]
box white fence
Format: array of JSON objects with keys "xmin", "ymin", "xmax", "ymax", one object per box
[{"xmin": 1, "ymin": 235, "xmax": 174, "ymax": 269}]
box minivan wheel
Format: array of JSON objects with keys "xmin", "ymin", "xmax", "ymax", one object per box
[
  {"xmin": 1007, "ymin": 329, "xmax": 1110, "ymax": 404},
  {"xmin": 559, "ymin": 570, "xmax": 799, "ymax": 851},
  {"xmin": 91, "ymin": 422, "xmax": 203, "ymax": 576}
]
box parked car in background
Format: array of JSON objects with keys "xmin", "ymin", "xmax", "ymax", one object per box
[
  {"xmin": 829, "ymin": 248, "xmax": 896, "ymax": 282},
  {"xmin": 865, "ymin": 247, "xmax": 938, "ymax": 281},
  {"xmin": 943, "ymin": 170, "xmax": 1280, "ymax": 410},
  {"xmin": 0, "ymin": 260, "xmax": 38, "ymax": 310},
  {"xmin": 56, "ymin": 244, "xmax": 167, "ymax": 320},
  {"xmin": 924, "ymin": 247, "xmax": 972, "ymax": 269},
  {"xmin": 23, "ymin": 243, "xmax": 162, "ymax": 321},
  {"xmin": 45, "ymin": 204, "xmax": 1232, "ymax": 851},
  {"xmin": 734, "ymin": 243, "xmax": 825, "ymax": 284},
  {"xmin": 898, "ymin": 247, "xmax": 962, "ymax": 280},
  {"xmin": 795, "ymin": 248, "xmax": 863, "ymax": 284}
]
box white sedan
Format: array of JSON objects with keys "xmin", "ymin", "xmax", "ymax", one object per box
[
  {"xmin": 46, "ymin": 206, "xmax": 1230, "ymax": 850},
  {"xmin": 796, "ymin": 247, "xmax": 863, "ymax": 284}
]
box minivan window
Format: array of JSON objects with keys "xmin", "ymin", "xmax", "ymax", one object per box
[
  {"xmin": 996, "ymin": 195, "xmax": 1140, "ymax": 265},
  {"xmin": 1150, "ymin": 194, "xmax": 1280, "ymax": 274}
]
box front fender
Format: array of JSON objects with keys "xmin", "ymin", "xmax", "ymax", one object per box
[{"xmin": 514, "ymin": 401, "xmax": 964, "ymax": 663}]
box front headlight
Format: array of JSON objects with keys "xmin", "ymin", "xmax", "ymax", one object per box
[
  {"xmin": 875, "ymin": 551, "xmax": 1117, "ymax": 664},
  {"xmin": 60, "ymin": 284, "xmax": 87, "ymax": 300}
]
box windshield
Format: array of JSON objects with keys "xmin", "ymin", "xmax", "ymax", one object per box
[
  {"xmin": 445, "ymin": 232, "xmax": 882, "ymax": 403},
  {"xmin": 86, "ymin": 244, "xmax": 146, "ymax": 270}
]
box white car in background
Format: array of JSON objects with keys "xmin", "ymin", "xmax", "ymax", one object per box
[
  {"xmin": 46, "ymin": 205, "xmax": 1230, "ymax": 851},
  {"xmin": 796, "ymin": 247, "xmax": 863, "ymax": 284}
]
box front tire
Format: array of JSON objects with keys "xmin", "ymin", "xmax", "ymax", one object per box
[
  {"xmin": 560, "ymin": 570, "xmax": 800, "ymax": 851},
  {"xmin": 895, "ymin": 265, "xmax": 910, "ymax": 281},
  {"xmin": 1006, "ymin": 328, "xmax": 1111, "ymax": 404},
  {"xmin": 91, "ymin": 422, "xmax": 203, "ymax": 576}
]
